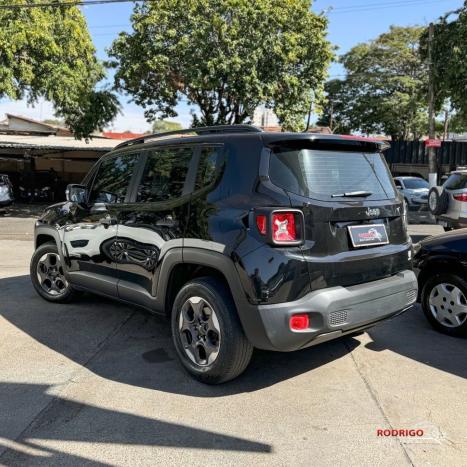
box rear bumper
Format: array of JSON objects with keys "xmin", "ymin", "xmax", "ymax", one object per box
[
  {"xmin": 437, "ymin": 215, "xmax": 467, "ymax": 229},
  {"xmin": 255, "ymin": 270, "xmax": 418, "ymax": 351}
]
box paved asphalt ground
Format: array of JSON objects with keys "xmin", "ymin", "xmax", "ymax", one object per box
[{"xmin": 0, "ymin": 209, "xmax": 466, "ymax": 466}]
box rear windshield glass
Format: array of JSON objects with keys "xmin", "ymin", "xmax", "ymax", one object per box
[
  {"xmin": 444, "ymin": 174, "xmax": 467, "ymax": 190},
  {"xmin": 269, "ymin": 148, "xmax": 396, "ymax": 201}
]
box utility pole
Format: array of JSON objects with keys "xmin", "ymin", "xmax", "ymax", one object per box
[{"xmin": 427, "ymin": 22, "xmax": 438, "ymax": 187}]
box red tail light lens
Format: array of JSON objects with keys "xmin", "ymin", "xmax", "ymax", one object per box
[
  {"xmin": 290, "ymin": 313, "xmax": 309, "ymax": 331},
  {"xmin": 256, "ymin": 214, "xmax": 267, "ymax": 235},
  {"xmin": 454, "ymin": 193, "xmax": 467, "ymax": 202},
  {"xmin": 272, "ymin": 212, "xmax": 296, "ymax": 242}
]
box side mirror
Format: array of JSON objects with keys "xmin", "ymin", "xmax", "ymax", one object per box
[
  {"xmin": 65, "ymin": 184, "xmax": 87, "ymax": 204},
  {"xmin": 396, "ymin": 186, "xmax": 402, "ymax": 190}
]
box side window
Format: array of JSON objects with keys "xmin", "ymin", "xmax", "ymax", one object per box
[
  {"xmin": 89, "ymin": 153, "xmax": 138, "ymax": 204},
  {"xmin": 195, "ymin": 146, "xmax": 222, "ymax": 191},
  {"xmin": 137, "ymin": 147, "xmax": 193, "ymax": 202},
  {"xmin": 394, "ymin": 179, "xmax": 402, "ymax": 188},
  {"xmin": 444, "ymin": 174, "xmax": 467, "ymax": 190}
]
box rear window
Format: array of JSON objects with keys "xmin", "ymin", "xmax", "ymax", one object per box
[
  {"xmin": 269, "ymin": 148, "xmax": 396, "ymax": 201},
  {"xmin": 444, "ymin": 174, "xmax": 467, "ymax": 190}
]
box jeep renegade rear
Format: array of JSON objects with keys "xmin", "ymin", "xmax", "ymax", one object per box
[{"xmin": 31, "ymin": 125, "xmax": 417, "ymax": 384}]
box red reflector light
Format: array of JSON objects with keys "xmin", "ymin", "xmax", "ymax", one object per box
[
  {"xmin": 272, "ymin": 212, "xmax": 296, "ymax": 242},
  {"xmin": 256, "ymin": 214, "xmax": 267, "ymax": 235},
  {"xmin": 454, "ymin": 193, "xmax": 467, "ymax": 202},
  {"xmin": 290, "ymin": 314, "xmax": 309, "ymax": 331}
]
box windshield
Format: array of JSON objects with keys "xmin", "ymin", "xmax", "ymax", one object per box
[
  {"xmin": 269, "ymin": 148, "xmax": 396, "ymax": 201},
  {"xmin": 403, "ymin": 178, "xmax": 429, "ymax": 189}
]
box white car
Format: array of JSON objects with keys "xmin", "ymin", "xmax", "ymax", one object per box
[{"xmin": 428, "ymin": 170, "xmax": 467, "ymax": 230}]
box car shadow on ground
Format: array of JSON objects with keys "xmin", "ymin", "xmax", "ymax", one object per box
[
  {"xmin": 0, "ymin": 382, "xmax": 272, "ymax": 465},
  {"xmin": 1, "ymin": 275, "xmax": 360, "ymax": 398},
  {"xmin": 366, "ymin": 307, "xmax": 467, "ymax": 380},
  {"xmin": 2, "ymin": 275, "xmax": 465, "ymax": 400}
]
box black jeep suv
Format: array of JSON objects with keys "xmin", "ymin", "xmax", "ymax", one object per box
[{"xmin": 31, "ymin": 125, "xmax": 417, "ymax": 383}]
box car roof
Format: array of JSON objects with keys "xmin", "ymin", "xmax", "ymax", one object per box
[{"xmin": 107, "ymin": 127, "xmax": 389, "ymax": 158}]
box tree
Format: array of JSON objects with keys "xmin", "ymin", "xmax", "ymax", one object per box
[
  {"xmin": 316, "ymin": 79, "xmax": 352, "ymax": 134},
  {"xmin": 318, "ymin": 26, "xmax": 428, "ymax": 140},
  {"xmin": 152, "ymin": 120, "xmax": 183, "ymax": 133},
  {"xmin": 0, "ymin": 2, "xmax": 118, "ymax": 138},
  {"xmin": 421, "ymin": 1, "xmax": 467, "ymax": 133},
  {"xmin": 108, "ymin": 0, "xmax": 333, "ymax": 131}
]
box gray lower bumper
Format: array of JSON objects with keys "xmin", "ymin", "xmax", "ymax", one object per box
[{"xmin": 257, "ymin": 270, "xmax": 418, "ymax": 351}]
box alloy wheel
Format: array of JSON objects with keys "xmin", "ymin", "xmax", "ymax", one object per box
[
  {"xmin": 429, "ymin": 283, "xmax": 467, "ymax": 328},
  {"xmin": 178, "ymin": 296, "xmax": 221, "ymax": 366},
  {"xmin": 36, "ymin": 252, "xmax": 68, "ymax": 296}
]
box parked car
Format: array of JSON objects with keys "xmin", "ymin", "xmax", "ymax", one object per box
[
  {"xmin": 18, "ymin": 170, "xmax": 58, "ymax": 203},
  {"xmin": 394, "ymin": 176, "xmax": 429, "ymax": 210},
  {"xmin": 0, "ymin": 174, "xmax": 14, "ymax": 212},
  {"xmin": 428, "ymin": 170, "xmax": 467, "ymax": 230},
  {"xmin": 414, "ymin": 229, "xmax": 467, "ymax": 337},
  {"xmin": 30, "ymin": 125, "xmax": 417, "ymax": 384}
]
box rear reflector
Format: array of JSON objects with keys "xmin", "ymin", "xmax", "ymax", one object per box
[
  {"xmin": 454, "ymin": 193, "xmax": 467, "ymax": 202},
  {"xmin": 256, "ymin": 214, "xmax": 267, "ymax": 235},
  {"xmin": 272, "ymin": 212, "xmax": 296, "ymax": 242},
  {"xmin": 290, "ymin": 314, "xmax": 309, "ymax": 331}
]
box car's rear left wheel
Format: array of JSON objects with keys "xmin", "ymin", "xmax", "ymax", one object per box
[{"xmin": 171, "ymin": 277, "xmax": 253, "ymax": 384}]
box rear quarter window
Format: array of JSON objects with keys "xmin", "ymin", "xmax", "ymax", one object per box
[
  {"xmin": 269, "ymin": 147, "xmax": 396, "ymax": 201},
  {"xmin": 444, "ymin": 174, "xmax": 467, "ymax": 190}
]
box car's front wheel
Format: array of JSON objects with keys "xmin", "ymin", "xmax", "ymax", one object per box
[
  {"xmin": 421, "ymin": 273, "xmax": 467, "ymax": 337},
  {"xmin": 30, "ymin": 242, "xmax": 79, "ymax": 303},
  {"xmin": 171, "ymin": 277, "xmax": 253, "ymax": 384}
]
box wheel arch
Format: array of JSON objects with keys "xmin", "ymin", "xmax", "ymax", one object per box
[
  {"xmin": 158, "ymin": 247, "xmax": 271, "ymax": 350},
  {"xmin": 35, "ymin": 226, "xmax": 60, "ymax": 249},
  {"xmin": 418, "ymin": 257, "xmax": 467, "ymax": 295}
]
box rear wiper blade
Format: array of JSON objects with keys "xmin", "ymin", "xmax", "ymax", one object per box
[{"xmin": 331, "ymin": 191, "xmax": 373, "ymax": 198}]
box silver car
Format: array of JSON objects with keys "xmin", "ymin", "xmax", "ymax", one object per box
[
  {"xmin": 428, "ymin": 170, "xmax": 467, "ymax": 230},
  {"xmin": 394, "ymin": 176, "xmax": 429, "ymax": 210}
]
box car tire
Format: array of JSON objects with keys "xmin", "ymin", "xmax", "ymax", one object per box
[
  {"xmin": 421, "ymin": 273, "xmax": 467, "ymax": 337},
  {"xmin": 428, "ymin": 187, "xmax": 449, "ymax": 215},
  {"xmin": 171, "ymin": 277, "xmax": 253, "ymax": 384},
  {"xmin": 30, "ymin": 242, "xmax": 79, "ymax": 303}
]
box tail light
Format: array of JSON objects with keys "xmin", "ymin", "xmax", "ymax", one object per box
[
  {"xmin": 256, "ymin": 214, "xmax": 267, "ymax": 235},
  {"xmin": 290, "ymin": 313, "xmax": 310, "ymax": 331},
  {"xmin": 454, "ymin": 193, "xmax": 467, "ymax": 202},
  {"xmin": 255, "ymin": 209, "xmax": 304, "ymax": 245},
  {"xmin": 272, "ymin": 212, "xmax": 296, "ymax": 242}
]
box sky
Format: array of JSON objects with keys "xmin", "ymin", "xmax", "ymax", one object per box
[{"xmin": 0, "ymin": 0, "xmax": 463, "ymax": 132}]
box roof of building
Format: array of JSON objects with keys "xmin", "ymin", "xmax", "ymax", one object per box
[
  {"xmin": 102, "ymin": 131, "xmax": 147, "ymax": 140},
  {"xmin": 0, "ymin": 134, "xmax": 118, "ymax": 151}
]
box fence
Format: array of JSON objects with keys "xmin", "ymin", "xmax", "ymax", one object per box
[{"xmin": 384, "ymin": 140, "xmax": 467, "ymax": 177}]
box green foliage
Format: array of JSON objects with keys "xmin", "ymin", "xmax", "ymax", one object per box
[
  {"xmin": 0, "ymin": 1, "xmax": 118, "ymax": 138},
  {"xmin": 421, "ymin": 1, "xmax": 467, "ymax": 130},
  {"xmin": 316, "ymin": 79, "xmax": 352, "ymax": 134},
  {"xmin": 152, "ymin": 119, "xmax": 183, "ymax": 133},
  {"xmin": 319, "ymin": 26, "xmax": 428, "ymax": 140},
  {"xmin": 108, "ymin": 0, "xmax": 333, "ymax": 131}
]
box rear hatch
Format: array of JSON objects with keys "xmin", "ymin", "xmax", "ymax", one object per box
[
  {"xmin": 268, "ymin": 138, "xmax": 411, "ymax": 290},
  {"xmin": 443, "ymin": 173, "xmax": 467, "ymax": 220}
]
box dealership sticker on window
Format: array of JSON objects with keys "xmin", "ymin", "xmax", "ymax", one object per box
[{"xmin": 348, "ymin": 224, "xmax": 389, "ymax": 247}]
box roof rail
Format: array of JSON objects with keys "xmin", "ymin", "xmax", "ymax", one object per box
[{"xmin": 114, "ymin": 124, "xmax": 263, "ymax": 150}]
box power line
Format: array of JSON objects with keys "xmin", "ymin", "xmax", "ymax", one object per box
[
  {"xmin": 329, "ymin": 0, "xmax": 456, "ymax": 14},
  {"xmin": 0, "ymin": 0, "xmax": 138, "ymax": 10}
]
